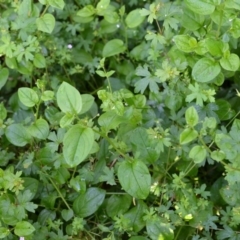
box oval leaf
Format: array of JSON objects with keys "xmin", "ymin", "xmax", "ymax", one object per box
[
  {"xmin": 36, "ymin": 13, "xmax": 55, "ymax": 33},
  {"xmin": 125, "ymin": 9, "xmax": 145, "ymax": 28},
  {"xmin": 73, "ymin": 187, "xmax": 105, "ymax": 217},
  {"xmin": 5, "ymin": 124, "xmax": 31, "ymax": 147},
  {"xmin": 118, "ymin": 160, "xmax": 151, "ymax": 199},
  {"xmin": 18, "ymin": 87, "xmax": 39, "ymax": 107},
  {"xmin": 57, "ymin": 82, "xmax": 82, "ymax": 114},
  {"xmin": 185, "ymin": 106, "xmax": 199, "ymax": 127},
  {"xmin": 63, "ymin": 125, "xmax": 94, "ymax": 167},
  {"xmin": 192, "ymin": 57, "xmax": 221, "ymax": 82},
  {"xmin": 28, "ymin": 119, "xmax": 49, "ymax": 140},
  {"xmin": 14, "ymin": 221, "xmax": 35, "ymax": 237},
  {"xmin": 174, "ymin": 35, "xmax": 197, "ymax": 53},
  {"xmin": 180, "ymin": 128, "xmax": 198, "ymax": 145},
  {"xmin": 102, "ymin": 39, "xmax": 126, "ymax": 57},
  {"xmin": 33, "ymin": 53, "xmax": 46, "ymax": 68},
  {"xmin": 189, "ymin": 145, "xmax": 207, "ymax": 163},
  {"xmin": 48, "ymin": 0, "xmax": 65, "ymax": 9},
  {"xmin": 220, "ymin": 53, "xmax": 240, "ymax": 71},
  {"xmin": 0, "ymin": 68, "xmax": 9, "ymax": 90},
  {"xmin": 184, "ymin": 0, "xmax": 215, "ymax": 15}
]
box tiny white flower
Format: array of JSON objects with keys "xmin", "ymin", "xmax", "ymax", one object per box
[{"xmin": 67, "ymin": 44, "xmax": 73, "ymax": 49}]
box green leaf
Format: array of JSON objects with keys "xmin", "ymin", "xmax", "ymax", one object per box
[
  {"xmin": 205, "ymin": 38, "xmax": 225, "ymax": 57},
  {"xmin": 57, "ymin": 82, "xmax": 82, "ymax": 114},
  {"xmin": 189, "ymin": 145, "xmax": 207, "ymax": 163},
  {"xmin": 211, "ymin": 150, "xmax": 225, "ymax": 162},
  {"xmin": 215, "ymin": 99, "xmax": 235, "ymax": 120},
  {"xmin": 61, "ymin": 209, "xmax": 74, "ymax": 221},
  {"xmin": 5, "ymin": 124, "xmax": 31, "ymax": 147},
  {"xmin": 0, "ymin": 227, "xmax": 9, "ymax": 239},
  {"xmin": 220, "ymin": 53, "xmax": 240, "ymax": 71},
  {"xmin": 118, "ymin": 159, "xmax": 151, "ymax": 199},
  {"xmin": 174, "ymin": 35, "xmax": 198, "ymax": 53},
  {"xmin": 106, "ymin": 195, "xmax": 132, "ymax": 218},
  {"xmin": 18, "ymin": 87, "xmax": 39, "ymax": 107},
  {"xmin": 192, "ymin": 57, "xmax": 221, "ymax": 82},
  {"xmin": 36, "ymin": 13, "xmax": 55, "ymax": 33},
  {"xmin": 80, "ymin": 94, "xmax": 94, "ymax": 114},
  {"xmin": 185, "ymin": 106, "xmax": 199, "ymax": 127},
  {"xmin": 125, "ymin": 9, "xmax": 145, "ymax": 28},
  {"xmin": 33, "ymin": 53, "xmax": 46, "ymax": 68},
  {"xmin": 181, "ymin": 7, "xmax": 205, "ymax": 30},
  {"xmin": 180, "ymin": 128, "xmax": 198, "ymax": 144},
  {"xmin": 73, "ymin": 187, "xmax": 105, "ymax": 217},
  {"xmin": 48, "ymin": 0, "xmax": 65, "ymax": 9},
  {"xmin": 102, "ymin": 39, "xmax": 126, "ymax": 57},
  {"xmin": 184, "ymin": 0, "xmax": 215, "ymax": 15},
  {"xmin": 0, "ymin": 68, "xmax": 9, "ymax": 90},
  {"xmin": 14, "ymin": 221, "xmax": 35, "ymax": 236},
  {"xmin": 41, "ymin": 90, "xmax": 54, "ymax": 101},
  {"xmin": 63, "ymin": 125, "xmax": 94, "ymax": 167},
  {"xmin": 28, "ymin": 119, "xmax": 49, "ymax": 140},
  {"xmin": 96, "ymin": 0, "xmax": 110, "ymax": 11},
  {"xmin": 60, "ymin": 113, "xmax": 75, "ymax": 128},
  {"xmin": 77, "ymin": 5, "xmax": 95, "ymax": 17},
  {"xmin": 0, "ymin": 103, "xmax": 7, "ymax": 120},
  {"xmin": 225, "ymin": 0, "xmax": 240, "ymax": 10},
  {"xmin": 98, "ymin": 111, "xmax": 125, "ymax": 130}
]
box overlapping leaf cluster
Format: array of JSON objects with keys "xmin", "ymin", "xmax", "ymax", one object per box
[{"xmin": 1, "ymin": 0, "xmax": 240, "ymax": 239}]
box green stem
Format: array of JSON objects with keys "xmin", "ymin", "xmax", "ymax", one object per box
[{"xmin": 40, "ymin": 5, "xmax": 50, "ymax": 17}]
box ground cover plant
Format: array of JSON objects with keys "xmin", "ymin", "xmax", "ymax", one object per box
[{"xmin": 1, "ymin": 0, "xmax": 240, "ymax": 239}]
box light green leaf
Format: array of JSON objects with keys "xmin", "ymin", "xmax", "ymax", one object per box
[
  {"xmin": 5, "ymin": 124, "xmax": 31, "ymax": 147},
  {"xmin": 96, "ymin": 0, "xmax": 110, "ymax": 11},
  {"xmin": 174, "ymin": 35, "xmax": 197, "ymax": 53},
  {"xmin": 102, "ymin": 39, "xmax": 126, "ymax": 57},
  {"xmin": 14, "ymin": 221, "xmax": 35, "ymax": 236},
  {"xmin": 118, "ymin": 159, "xmax": 151, "ymax": 199},
  {"xmin": 180, "ymin": 128, "xmax": 198, "ymax": 144},
  {"xmin": 33, "ymin": 53, "xmax": 46, "ymax": 68},
  {"xmin": 73, "ymin": 187, "xmax": 105, "ymax": 217},
  {"xmin": 77, "ymin": 5, "xmax": 95, "ymax": 17},
  {"xmin": 59, "ymin": 113, "xmax": 75, "ymax": 128},
  {"xmin": 225, "ymin": 0, "xmax": 240, "ymax": 10},
  {"xmin": 48, "ymin": 0, "xmax": 65, "ymax": 9},
  {"xmin": 63, "ymin": 125, "xmax": 94, "ymax": 167},
  {"xmin": 220, "ymin": 53, "xmax": 240, "ymax": 71},
  {"xmin": 0, "ymin": 227, "xmax": 10, "ymax": 239},
  {"xmin": 189, "ymin": 145, "xmax": 207, "ymax": 163},
  {"xmin": 18, "ymin": 87, "xmax": 39, "ymax": 107},
  {"xmin": 211, "ymin": 150, "xmax": 225, "ymax": 162},
  {"xmin": 184, "ymin": 0, "xmax": 215, "ymax": 15},
  {"xmin": 36, "ymin": 13, "xmax": 55, "ymax": 33},
  {"xmin": 41, "ymin": 90, "xmax": 54, "ymax": 101},
  {"xmin": 57, "ymin": 82, "xmax": 82, "ymax": 114},
  {"xmin": 125, "ymin": 9, "xmax": 145, "ymax": 28},
  {"xmin": 205, "ymin": 38, "xmax": 225, "ymax": 57},
  {"xmin": 79, "ymin": 94, "xmax": 94, "ymax": 114},
  {"xmin": 104, "ymin": 11, "xmax": 119, "ymax": 24},
  {"xmin": 61, "ymin": 209, "xmax": 74, "ymax": 221},
  {"xmin": 0, "ymin": 68, "xmax": 9, "ymax": 90},
  {"xmin": 192, "ymin": 57, "xmax": 221, "ymax": 82},
  {"xmin": 28, "ymin": 119, "xmax": 49, "ymax": 140},
  {"xmin": 185, "ymin": 106, "xmax": 199, "ymax": 127}
]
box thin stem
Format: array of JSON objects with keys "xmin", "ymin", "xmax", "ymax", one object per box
[{"xmin": 40, "ymin": 5, "xmax": 50, "ymax": 17}]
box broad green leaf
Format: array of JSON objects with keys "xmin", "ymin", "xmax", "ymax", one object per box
[
  {"xmin": 18, "ymin": 0, "xmax": 32, "ymax": 16},
  {"xmin": 5, "ymin": 124, "xmax": 31, "ymax": 147},
  {"xmin": 174, "ymin": 35, "xmax": 197, "ymax": 53},
  {"xmin": 205, "ymin": 38, "xmax": 224, "ymax": 57},
  {"xmin": 73, "ymin": 187, "xmax": 105, "ymax": 217},
  {"xmin": 104, "ymin": 11, "xmax": 119, "ymax": 24},
  {"xmin": 189, "ymin": 145, "xmax": 207, "ymax": 163},
  {"xmin": 185, "ymin": 106, "xmax": 199, "ymax": 127},
  {"xmin": 0, "ymin": 227, "xmax": 9, "ymax": 239},
  {"xmin": 36, "ymin": 13, "xmax": 55, "ymax": 33},
  {"xmin": 63, "ymin": 125, "xmax": 94, "ymax": 167},
  {"xmin": 147, "ymin": 219, "xmax": 174, "ymax": 240},
  {"xmin": 220, "ymin": 53, "xmax": 240, "ymax": 71},
  {"xmin": 70, "ymin": 176, "xmax": 86, "ymax": 193},
  {"xmin": 59, "ymin": 113, "xmax": 75, "ymax": 128},
  {"xmin": 98, "ymin": 111, "xmax": 125, "ymax": 130},
  {"xmin": 106, "ymin": 195, "xmax": 132, "ymax": 218},
  {"xmin": 184, "ymin": 0, "xmax": 215, "ymax": 15},
  {"xmin": 220, "ymin": 184, "xmax": 237, "ymax": 206},
  {"xmin": 28, "ymin": 119, "xmax": 49, "ymax": 140},
  {"xmin": 0, "ymin": 68, "xmax": 9, "ymax": 90},
  {"xmin": 211, "ymin": 150, "xmax": 225, "ymax": 162},
  {"xmin": 102, "ymin": 39, "xmax": 126, "ymax": 57},
  {"xmin": 215, "ymin": 99, "xmax": 235, "ymax": 120},
  {"xmin": 57, "ymin": 82, "xmax": 82, "ymax": 114},
  {"xmin": 18, "ymin": 87, "xmax": 39, "ymax": 107},
  {"xmin": 180, "ymin": 128, "xmax": 198, "ymax": 144},
  {"xmin": 80, "ymin": 94, "xmax": 94, "ymax": 114},
  {"xmin": 118, "ymin": 159, "xmax": 151, "ymax": 199},
  {"xmin": 125, "ymin": 9, "xmax": 145, "ymax": 28},
  {"xmin": 225, "ymin": 0, "xmax": 240, "ymax": 10},
  {"xmin": 77, "ymin": 5, "xmax": 95, "ymax": 17},
  {"xmin": 192, "ymin": 57, "xmax": 221, "ymax": 82},
  {"xmin": 33, "ymin": 53, "xmax": 46, "ymax": 68},
  {"xmin": 230, "ymin": 18, "xmax": 240, "ymax": 38},
  {"xmin": 22, "ymin": 177, "xmax": 39, "ymax": 200},
  {"xmin": 96, "ymin": 0, "xmax": 110, "ymax": 11},
  {"xmin": 61, "ymin": 209, "xmax": 74, "ymax": 221},
  {"xmin": 0, "ymin": 103, "xmax": 7, "ymax": 120},
  {"xmin": 181, "ymin": 7, "xmax": 205, "ymax": 30},
  {"xmin": 48, "ymin": 0, "xmax": 65, "ymax": 9},
  {"xmin": 14, "ymin": 221, "xmax": 35, "ymax": 236},
  {"xmin": 41, "ymin": 90, "xmax": 54, "ymax": 101},
  {"xmin": 52, "ymin": 167, "xmax": 70, "ymax": 184}
]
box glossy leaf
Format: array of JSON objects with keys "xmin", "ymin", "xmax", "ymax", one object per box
[
  {"xmin": 73, "ymin": 187, "xmax": 105, "ymax": 217},
  {"xmin": 14, "ymin": 221, "xmax": 35, "ymax": 236},
  {"xmin": 185, "ymin": 106, "xmax": 199, "ymax": 127},
  {"xmin": 220, "ymin": 53, "xmax": 240, "ymax": 71},
  {"xmin": 36, "ymin": 13, "xmax": 55, "ymax": 33},
  {"xmin": 192, "ymin": 58, "xmax": 221, "ymax": 82},
  {"xmin": 63, "ymin": 125, "xmax": 94, "ymax": 167},
  {"xmin": 28, "ymin": 119, "xmax": 49, "ymax": 140},
  {"xmin": 48, "ymin": 0, "xmax": 65, "ymax": 9},
  {"xmin": 180, "ymin": 128, "xmax": 198, "ymax": 144},
  {"xmin": 57, "ymin": 82, "xmax": 82, "ymax": 114},
  {"xmin": 118, "ymin": 159, "xmax": 151, "ymax": 199},
  {"xmin": 77, "ymin": 5, "xmax": 95, "ymax": 17},
  {"xmin": 189, "ymin": 145, "xmax": 207, "ymax": 163},
  {"xmin": 125, "ymin": 9, "xmax": 145, "ymax": 28},
  {"xmin": 174, "ymin": 35, "xmax": 197, "ymax": 53},
  {"xmin": 184, "ymin": 0, "xmax": 215, "ymax": 15},
  {"xmin": 102, "ymin": 39, "xmax": 126, "ymax": 57}
]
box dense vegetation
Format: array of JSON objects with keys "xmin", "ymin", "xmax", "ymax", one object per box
[{"xmin": 1, "ymin": 0, "xmax": 240, "ymax": 239}]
